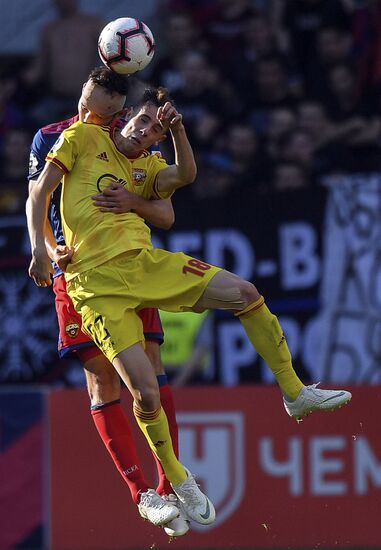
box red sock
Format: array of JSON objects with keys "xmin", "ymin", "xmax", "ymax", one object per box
[
  {"xmin": 153, "ymin": 377, "xmax": 179, "ymax": 495},
  {"xmin": 91, "ymin": 400, "xmax": 149, "ymax": 504}
]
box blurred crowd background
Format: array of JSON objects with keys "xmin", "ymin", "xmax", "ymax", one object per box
[
  {"xmin": 1, "ymin": 0, "xmax": 381, "ymax": 386},
  {"xmin": 2, "ymin": 0, "xmax": 381, "ymax": 210}
]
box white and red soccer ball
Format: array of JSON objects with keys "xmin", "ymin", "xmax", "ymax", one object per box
[{"xmin": 98, "ymin": 17, "xmax": 155, "ymax": 75}]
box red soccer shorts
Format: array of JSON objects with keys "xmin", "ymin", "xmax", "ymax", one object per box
[{"xmin": 53, "ymin": 275, "xmax": 164, "ymax": 359}]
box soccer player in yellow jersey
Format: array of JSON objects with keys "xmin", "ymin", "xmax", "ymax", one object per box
[
  {"xmin": 28, "ymin": 86, "xmax": 352, "ymax": 523},
  {"xmin": 27, "ymin": 69, "xmax": 188, "ymax": 535}
]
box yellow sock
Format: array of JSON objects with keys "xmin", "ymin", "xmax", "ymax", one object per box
[
  {"xmin": 236, "ymin": 297, "xmax": 303, "ymax": 400},
  {"xmin": 133, "ymin": 405, "xmax": 186, "ymax": 486}
]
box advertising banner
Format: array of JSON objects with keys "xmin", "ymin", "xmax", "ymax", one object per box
[
  {"xmin": 49, "ymin": 385, "xmax": 381, "ymax": 549},
  {"xmin": 0, "ymin": 390, "xmax": 46, "ymax": 549}
]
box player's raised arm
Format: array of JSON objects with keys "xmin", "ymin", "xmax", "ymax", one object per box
[
  {"xmin": 26, "ymin": 162, "xmax": 64, "ymax": 287},
  {"xmin": 156, "ymin": 102, "xmax": 197, "ymax": 194}
]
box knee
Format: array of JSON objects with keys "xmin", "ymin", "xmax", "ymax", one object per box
[
  {"xmin": 135, "ymin": 384, "xmax": 160, "ymax": 411},
  {"xmin": 237, "ymin": 280, "xmax": 261, "ymax": 308}
]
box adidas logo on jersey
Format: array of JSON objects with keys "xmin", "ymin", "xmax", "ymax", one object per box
[{"xmin": 96, "ymin": 152, "xmax": 109, "ymax": 161}]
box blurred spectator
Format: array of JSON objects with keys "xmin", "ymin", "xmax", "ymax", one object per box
[
  {"xmin": 278, "ymin": 0, "xmax": 351, "ymax": 77},
  {"xmin": 197, "ymin": 123, "xmax": 270, "ymax": 197},
  {"xmin": 23, "ymin": 0, "xmax": 104, "ymax": 125},
  {"xmin": 350, "ymin": 0, "xmax": 381, "ymax": 88},
  {"xmin": 244, "ymin": 54, "xmax": 300, "ymax": 131},
  {"xmin": 306, "ymin": 25, "xmax": 354, "ymax": 98},
  {"xmin": 169, "ymin": 50, "xmax": 233, "ymax": 151},
  {"xmin": 164, "ymin": 0, "xmax": 220, "ymax": 28},
  {"xmin": 324, "ymin": 62, "xmax": 376, "ymax": 121},
  {"xmin": 151, "ymin": 12, "xmax": 204, "ymax": 91},
  {"xmin": 203, "ymin": 0, "xmax": 258, "ymax": 73},
  {"xmin": 264, "ymin": 107, "xmax": 296, "ymax": 160},
  {"xmin": 369, "ymin": 1, "xmax": 381, "ymax": 87},
  {"xmin": 272, "ymin": 161, "xmax": 310, "ymax": 192},
  {"xmin": 278, "ymin": 129, "xmax": 317, "ymax": 182},
  {"xmin": 192, "ymin": 152, "xmax": 236, "ymax": 199},
  {"xmin": 0, "ymin": 72, "xmax": 25, "ymax": 145},
  {"xmin": 296, "ymin": 97, "xmax": 381, "ymax": 175},
  {"xmin": 0, "ymin": 127, "xmax": 31, "ymax": 213},
  {"xmin": 238, "ymin": 13, "xmax": 302, "ymax": 96}
]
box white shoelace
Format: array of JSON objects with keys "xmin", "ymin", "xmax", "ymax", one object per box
[
  {"xmin": 177, "ymin": 474, "xmax": 202, "ymax": 506},
  {"xmin": 140, "ymin": 490, "xmax": 165, "ymax": 510}
]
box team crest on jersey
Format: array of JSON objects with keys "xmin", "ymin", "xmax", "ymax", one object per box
[
  {"xmin": 132, "ymin": 168, "xmax": 147, "ymax": 185},
  {"xmin": 65, "ymin": 322, "xmax": 80, "ymax": 338}
]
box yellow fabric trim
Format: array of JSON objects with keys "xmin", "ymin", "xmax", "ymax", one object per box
[{"xmin": 235, "ymin": 295, "xmax": 265, "ymax": 317}]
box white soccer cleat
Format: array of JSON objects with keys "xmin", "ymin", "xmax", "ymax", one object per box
[
  {"xmin": 283, "ymin": 383, "xmax": 352, "ymax": 421},
  {"xmin": 171, "ymin": 467, "xmax": 216, "ymax": 525},
  {"xmin": 163, "ymin": 494, "xmax": 190, "ymax": 537},
  {"xmin": 138, "ymin": 489, "xmax": 179, "ymax": 526}
]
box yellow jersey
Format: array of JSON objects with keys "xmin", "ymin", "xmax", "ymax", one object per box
[{"xmin": 46, "ymin": 121, "xmax": 170, "ymax": 279}]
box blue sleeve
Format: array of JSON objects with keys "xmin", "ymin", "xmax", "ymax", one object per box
[{"xmin": 28, "ymin": 129, "xmax": 51, "ymax": 181}]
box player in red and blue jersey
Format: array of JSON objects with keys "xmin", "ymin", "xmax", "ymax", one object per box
[{"xmin": 27, "ymin": 67, "xmax": 188, "ymax": 536}]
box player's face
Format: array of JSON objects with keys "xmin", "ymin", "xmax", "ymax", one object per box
[
  {"xmin": 78, "ymin": 81, "xmax": 126, "ymax": 125},
  {"xmin": 120, "ymin": 103, "xmax": 166, "ymax": 152}
]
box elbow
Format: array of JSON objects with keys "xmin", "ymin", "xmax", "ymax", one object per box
[
  {"xmin": 183, "ymin": 165, "xmax": 197, "ymax": 186},
  {"xmin": 189, "ymin": 165, "xmax": 197, "ymax": 183},
  {"xmin": 161, "ymin": 211, "xmax": 175, "ymax": 230}
]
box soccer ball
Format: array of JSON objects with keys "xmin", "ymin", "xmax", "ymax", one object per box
[{"xmin": 98, "ymin": 17, "xmax": 155, "ymax": 75}]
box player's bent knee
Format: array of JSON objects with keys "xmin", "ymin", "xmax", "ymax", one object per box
[
  {"xmin": 196, "ymin": 286, "xmax": 245, "ymax": 310},
  {"xmin": 238, "ymin": 280, "xmax": 260, "ymax": 308},
  {"xmin": 197, "ymin": 279, "xmax": 260, "ymax": 311}
]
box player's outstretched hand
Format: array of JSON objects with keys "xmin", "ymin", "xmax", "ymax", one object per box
[
  {"xmin": 53, "ymin": 245, "xmax": 74, "ymax": 272},
  {"xmin": 29, "ymin": 247, "xmax": 53, "ymax": 287},
  {"xmin": 157, "ymin": 102, "xmax": 183, "ymax": 132},
  {"xmin": 92, "ymin": 182, "xmax": 137, "ymax": 213}
]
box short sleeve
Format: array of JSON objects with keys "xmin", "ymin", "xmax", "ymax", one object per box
[{"xmin": 46, "ymin": 123, "xmax": 82, "ymax": 173}]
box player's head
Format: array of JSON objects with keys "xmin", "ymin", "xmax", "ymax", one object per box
[
  {"xmin": 120, "ymin": 86, "xmax": 173, "ymax": 152},
  {"xmin": 78, "ymin": 66, "xmax": 129, "ymax": 126}
]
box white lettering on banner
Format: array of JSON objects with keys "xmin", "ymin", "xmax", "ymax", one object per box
[
  {"xmin": 280, "ymin": 222, "xmax": 320, "ymax": 290},
  {"xmin": 310, "ymin": 437, "xmax": 346, "ymax": 495},
  {"xmin": 259, "ymin": 436, "xmax": 303, "ymax": 495},
  {"xmin": 354, "ymin": 436, "xmax": 381, "ymax": 494},
  {"xmin": 165, "ymin": 229, "xmax": 255, "ymax": 278},
  {"xmin": 205, "ymin": 229, "xmax": 254, "ymax": 279},
  {"xmin": 177, "ymin": 412, "xmax": 244, "ymax": 530},
  {"xmin": 168, "ymin": 231, "xmax": 202, "ymax": 254},
  {"xmin": 259, "ymin": 435, "xmax": 381, "ymax": 496},
  {"xmin": 153, "ymin": 227, "xmax": 321, "ymax": 291},
  {"xmin": 218, "ymin": 322, "xmax": 257, "ymax": 385}
]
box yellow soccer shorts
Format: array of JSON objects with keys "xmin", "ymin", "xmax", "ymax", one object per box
[{"xmin": 66, "ymin": 248, "xmax": 221, "ymax": 362}]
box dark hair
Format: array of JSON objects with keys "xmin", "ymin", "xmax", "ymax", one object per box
[
  {"xmin": 88, "ymin": 66, "xmax": 130, "ymax": 96},
  {"xmin": 137, "ymin": 86, "xmax": 174, "ymax": 109}
]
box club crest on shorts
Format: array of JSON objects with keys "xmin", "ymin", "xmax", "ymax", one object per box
[
  {"xmin": 177, "ymin": 411, "xmax": 245, "ymax": 529},
  {"xmin": 65, "ymin": 322, "xmax": 80, "ymax": 338},
  {"xmin": 132, "ymin": 168, "xmax": 146, "ymax": 185}
]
